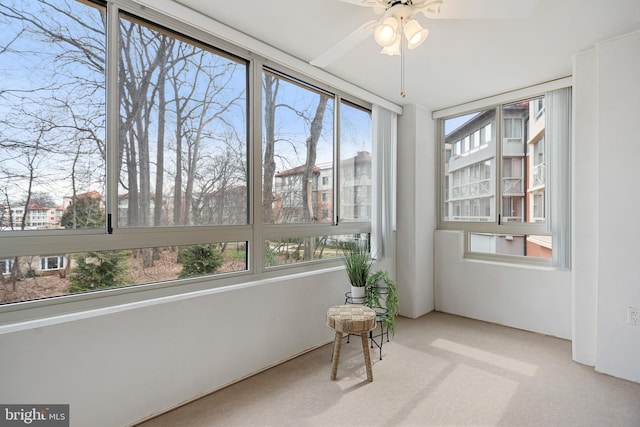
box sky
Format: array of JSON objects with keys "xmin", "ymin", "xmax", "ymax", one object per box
[{"xmin": 0, "ymin": 0, "xmax": 372, "ymax": 215}]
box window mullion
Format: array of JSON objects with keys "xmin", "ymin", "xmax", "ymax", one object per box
[
  {"xmin": 106, "ymin": 3, "xmax": 120, "ymax": 233},
  {"xmin": 495, "ymin": 105, "xmax": 503, "ymax": 227},
  {"xmin": 252, "ymin": 59, "xmax": 264, "ymax": 273},
  {"xmin": 334, "ymin": 95, "xmax": 341, "ymax": 225}
]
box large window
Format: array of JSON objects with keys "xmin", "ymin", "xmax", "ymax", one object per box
[
  {"xmin": 118, "ymin": 14, "xmax": 248, "ymax": 228},
  {"xmin": 442, "ymin": 108, "xmax": 496, "ymax": 222},
  {"xmin": 0, "ymin": 0, "xmax": 373, "ymax": 307},
  {"xmin": 262, "ymin": 70, "xmax": 334, "ymax": 225},
  {"xmin": 340, "ymin": 101, "xmax": 372, "ymax": 223},
  {"xmin": 0, "ymin": 0, "xmax": 106, "ymax": 232},
  {"xmin": 439, "ymin": 91, "xmax": 568, "ymax": 264}
]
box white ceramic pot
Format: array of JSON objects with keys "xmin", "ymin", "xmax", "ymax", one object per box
[{"xmin": 350, "ymin": 285, "xmax": 365, "ymax": 304}]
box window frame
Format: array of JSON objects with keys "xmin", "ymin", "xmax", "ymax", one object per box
[
  {"xmin": 0, "ymin": 0, "xmax": 374, "ymax": 320},
  {"xmin": 436, "ymin": 79, "xmax": 571, "ymax": 266}
]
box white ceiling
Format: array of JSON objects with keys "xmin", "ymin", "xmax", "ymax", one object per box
[{"xmin": 172, "ymin": 0, "xmax": 640, "ymax": 111}]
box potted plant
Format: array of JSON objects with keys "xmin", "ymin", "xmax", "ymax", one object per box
[
  {"xmin": 342, "ymin": 244, "xmax": 372, "ymax": 303},
  {"xmin": 365, "ymin": 270, "xmax": 399, "ymax": 334}
]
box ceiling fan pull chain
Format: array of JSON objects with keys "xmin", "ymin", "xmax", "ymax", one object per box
[{"xmin": 400, "ymin": 17, "xmax": 406, "ymax": 98}]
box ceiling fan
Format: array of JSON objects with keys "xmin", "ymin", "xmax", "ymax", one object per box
[{"xmin": 310, "ymin": 0, "xmax": 538, "ymax": 68}]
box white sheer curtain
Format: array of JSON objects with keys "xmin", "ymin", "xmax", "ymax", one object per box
[
  {"xmin": 547, "ymin": 87, "xmax": 572, "ymax": 269},
  {"xmin": 371, "ymin": 104, "xmax": 397, "ymax": 259}
]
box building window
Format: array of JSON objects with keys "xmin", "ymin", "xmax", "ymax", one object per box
[
  {"xmin": 482, "ymin": 123, "xmax": 492, "ymax": 145},
  {"xmin": 40, "ymin": 256, "xmax": 65, "ymax": 271},
  {"xmin": 532, "ymin": 137, "xmax": 546, "ymax": 188},
  {"xmin": 0, "ymin": 0, "xmax": 373, "ymax": 307},
  {"xmin": 439, "ymin": 91, "xmax": 568, "ymax": 264},
  {"xmin": 532, "ymin": 193, "xmax": 545, "ymax": 221},
  {"xmin": 0, "ymin": 259, "xmax": 12, "ymax": 275},
  {"xmin": 534, "ymin": 97, "xmax": 545, "ymax": 118},
  {"xmin": 503, "ymin": 117, "xmax": 523, "ymax": 144}
]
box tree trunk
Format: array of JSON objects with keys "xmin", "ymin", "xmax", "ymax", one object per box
[
  {"xmin": 155, "ymin": 73, "xmax": 166, "ymax": 227},
  {"xmin": 302, "ymin": 96, "xmax": 328, "ymax": 223},
  {"xmin": 262, "ymin": 74, "xmax": 278, "ymax": 223}
]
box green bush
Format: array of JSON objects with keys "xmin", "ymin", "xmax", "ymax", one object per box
[
  {"xmin": 60, "ymin": 197, "xmax": 105, "ymax": 229},
  {"xmin": 264, "ymin": 246, "xmax": 278, "ymax": 267},
  {"xmin": 69, "ymin": 250, "xmax": 131, "ymax": 292},
  {"xmin": 178, "ymin": 244, "xmax": 224, "ymax": 278}
]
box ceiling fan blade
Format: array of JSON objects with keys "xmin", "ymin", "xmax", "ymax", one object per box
[
  {"xmin": 429, "ymin": 0, "xmax": 539, "ymax": 20},
  {"xmin": 339, "ymin": 0, "xmax": 380, "ymax": 7},
  {"xmin": 340, "ymin": 0, "xmax": 387, "ymax": 15},
  {"xmin": 310, "ymin": 20, "xmax": 377, "ymax": 68},
  {"xmin": 416, "ymin": 0, "xmax": 443, "ymax": 18}
]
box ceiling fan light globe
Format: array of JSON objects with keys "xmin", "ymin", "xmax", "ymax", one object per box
[
  {"xmin": 373, "ymin": 17, "xmax": 398, "ymax": 47},
  {"xmin": 407, "ymin": 29, "xmax": 429, "ymax": 48},
  {"xmin": 380, "ymin": 39, "xmax": 401, "ymax": 56},
  {"xmin": 404, "ymin": 19, "xmax": 429, "ymax": 49}
]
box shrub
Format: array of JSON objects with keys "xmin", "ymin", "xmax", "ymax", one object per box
[
  {"xmin": 69, "ymin": 250, "xmax": 131, "ymax": 292},
  {"xmin": 178, "ymin": 244, "xmax": 224, "ymax": 278}
]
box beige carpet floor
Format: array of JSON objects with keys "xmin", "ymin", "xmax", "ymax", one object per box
[{"xmin": 137, "ymin": 312, "xmax": 640, "ymax": 427}]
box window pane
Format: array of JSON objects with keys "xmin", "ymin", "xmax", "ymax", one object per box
[
  {"xmin": 501, "ymin": 96, "xmax": 546, "ymax": 224},
  {"xmin": 265, "ymin": 234, "xmax": 368, "ymax": 267},
  {"xmin": 0, "ymin": 0, "xmax": 106, "ymax": 232},
  {"xmin": 0, "ymin": 242, "xmax": 247, "ymax": 304},
  {"xmin": 262, "ymin": 71, "xmax": 334, "ymax": 224},
  {"xmin": 118, "ymin": 14, "xmax": 248, "ymax": 227},
  {"xmin": 469, "ymin": 233, "xmax": 552, "ymax": 259},
  {"xmin": 442, "ymin": 109, "xmax": 496, "ymax": 222},
  {"xmin": 340, "ymin": 102, "xmax": 372, "ymax": 222}
]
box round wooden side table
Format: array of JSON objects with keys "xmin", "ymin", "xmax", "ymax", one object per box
[{"xmin": 326, "ymin": 304, "xmax": 377, "ymax": 382}]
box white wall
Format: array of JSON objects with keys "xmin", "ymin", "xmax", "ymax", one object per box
[
  {"xmin": 0, "ymin": 269, "xmax": 347, "ymax": 426},
  {"xmin": 572, "ymin": 49, "xmax": 599, "ymax": 365},
  {"xmin": 435, "ymin": 230, "xmax": 572, "ymax": 339},
  {"xmin": 396, "ymin": 104, "xmax": 436, "ymax": 318},
  {"xmin": 573, "ymin": 30, "xmax": 640, "ymax": 382}
]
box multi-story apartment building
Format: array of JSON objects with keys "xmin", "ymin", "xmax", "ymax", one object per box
[
  {"xmin": 340, "ymin": 151, "xmax": 372, "ymax": 222},
  {"xmin": 273, "ymin": 151, "xmax": 372, "ymax": 224},
  {"xmin": 444, "ymin": 103, "xmax": 530, "ymax": 222},
  {"xmin": 273, "ymin": 164, "xmax": 325, "ymax": 223},
  {"xmin": 444, "ymin": 99, "xmax": 550, "ymax": 258},
  {"xmin": 444, "ymin": 109, "xmax": 497, "ymax": 222},
  {"xmin": 525, "ymin": 97, "xmax": 551, "ymax": 258},
  {"xmin": 1, "ymin": 204, "xmax": 59, "ymax": 230}
]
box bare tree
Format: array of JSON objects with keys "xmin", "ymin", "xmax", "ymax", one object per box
[
  {"xmin": 0, "ymin": 0, "xmax": 106, "ymax": 212},
  {"xmin": 301, "ymin": 97, "xmax": 328, "ymax": 222},
  {"xmin": 262, "ymin": 74, "xmax": 330, "ymax": 227}
]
